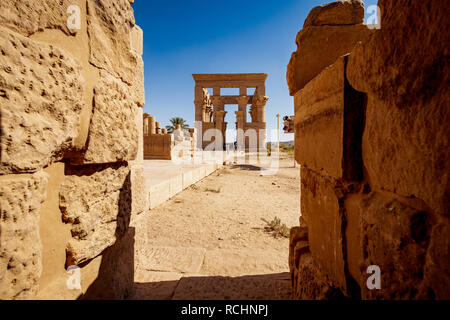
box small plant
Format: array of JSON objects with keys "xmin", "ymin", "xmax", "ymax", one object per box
[
  {"xmin": 205, "ymin": 187, "xmax": 221, "ymax": 193},
  {"xmin": 261, "ymin": 217, "xmax": 290, "ymax": 238}
]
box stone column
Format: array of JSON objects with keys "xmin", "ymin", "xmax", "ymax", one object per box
[
  {"xmin": 249, "ymin": 105, "xmax": 257, "ymax": 123},
  {"xmin": 162, "ymin": 128, "xmax": 167, "ymax": 134},
  {"xmin": 143, "ymin": 113, "xmax": 150, "ymax": 135},
  {"xmin": 211, "ymin": 96, "xmax": 225, "ymax": 121},
  {"xmin": 254, "ymin": 96, "xmax": 269, "ymax": 122},
  {"xmin": 213, "ymin": 109, "xmax": 227, "ymax": 150},
  {"xmin": 156, "ymin": 122, "xmax": 161, "ymax": 134},
  {"xmin": 236, "ymin": 96, "xmax": 248, "ymax": 124},
  {"xmin": 194, "ymin": 85, "xmax": 204, "ymax": 122},
  {"xmin": 149, "ymin": 116, "xmax": 156, "ymax": 135},
  {"xmin": 235, "ymin": 110, "xmax": 245, "ymax": 151}
]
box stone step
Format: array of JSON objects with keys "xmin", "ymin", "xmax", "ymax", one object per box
[
  {"xmin": 143, "ymin": 160, "xmax": 222, "ymax": 209},
  {"xmin": 200, "ymin": 248, "xmax": 289, "ymax": 276},
  {"xmin": 172, "ymin": 273, "xmax": 292, "ymax": 300},
  {"xmin": 136, "ymin": 246, "xmax": 206, "ymax": 274}
]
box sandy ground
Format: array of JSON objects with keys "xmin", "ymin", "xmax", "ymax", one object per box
[{"xmin": 130, "ymin": 155, "xmax": 300, "ymax": 300}]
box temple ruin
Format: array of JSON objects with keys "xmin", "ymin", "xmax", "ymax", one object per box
[
  {"xmin": 193, "ymin": 74, "xmax": 269, "ymax": 152},
  {"xmin": 0, "ymin": 0, "xmax": 448, "ymax": 302},
  {"xmin": 142, "ymin": 113, "xmax": 196, "ymax": 160}
]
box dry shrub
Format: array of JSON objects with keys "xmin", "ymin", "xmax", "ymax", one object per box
[{"xmin": 261, "ymin": 217, "xmax": 290, "ymax": 238}]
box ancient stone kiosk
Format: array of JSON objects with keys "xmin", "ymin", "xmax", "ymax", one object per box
[{"xmin": 193, "ymin": 74, "xmax": 269, "ymax": 152}]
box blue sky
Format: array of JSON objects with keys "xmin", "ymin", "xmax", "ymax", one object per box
[{"xmin": 133, "ymin": 0, "xmax": 377, "ymax": 142}]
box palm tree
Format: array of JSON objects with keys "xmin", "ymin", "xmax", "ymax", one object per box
[{"xmin": 165, "ymin": 117, "xmax": 189, "ymax": 133}]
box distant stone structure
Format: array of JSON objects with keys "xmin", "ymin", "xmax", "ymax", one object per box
[
  {"xmin": 143, "ymin": 114, "xmax": 196, "ymax": 161},
  {"xmin": 288, "ymin": 0, "xmax": 449, "ymax": 300},
  {"xmin": 192, "ymin": 74, "xmax": 269, "ymax": 152}
]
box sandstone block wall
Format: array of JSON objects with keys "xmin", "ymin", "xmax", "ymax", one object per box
[
  {"xmin": 0, "ymin": 0, "xmax": 147, "ymax": 299},
  {"xmin": 288, "ymin": 0, "xmax": 449, "ymax": 300}
]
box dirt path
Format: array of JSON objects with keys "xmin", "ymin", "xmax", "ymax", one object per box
[{"xmin": 129, "ymin": 156, "xmax": 300, "ymax": 300}]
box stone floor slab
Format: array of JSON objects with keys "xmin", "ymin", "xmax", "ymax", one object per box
[
  {"xmin": 200, "ymin": 248, "xmax": 289, "ymax": 277},
  {"xmin": 137, "ymin": 246, "xmax": 206, "ymax": 274},
  {"xmin": 172, "ymin": 273, "xmax": 292, "ymax": 300}
]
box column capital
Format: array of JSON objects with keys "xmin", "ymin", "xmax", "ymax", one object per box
[
  {"xmin": 211, "ymin": 96, "xmax": 223, "ymax": 106},
  {"xmin": 236, "ymin": 95, "xmax": 249, "ymax": 106},
  {"xmin": 254, "ymin": 96, "xmax": 269, "ymax": 107}
]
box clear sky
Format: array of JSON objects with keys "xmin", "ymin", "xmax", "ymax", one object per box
[{"xmin": 133, "ymin": 0, "xmax": 377, "ymax": 142}]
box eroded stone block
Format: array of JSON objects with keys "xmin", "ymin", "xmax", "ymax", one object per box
[
  {"xmin": 300, "ymin": 167, "xmax": 346, "ymax": 290},
  {"xmin": 286, "ymin": 23, "xmax": 373, "ymax": 95},
  {"xmin": 0, "ymin": 171, "xmax": 48, "ymax": 299},
  {"xmin": 303, "ymin": 0, "xmax": 364, "ymax": 28},
  {"xmin": 60, "ymin": 163, "xmax": 132, "ymax": 266},
  {"xmin": 0, "ymin": 26, "xmax": 83, "ymax": 174},
  {"xmin": 294, "ymin": 56, "xmax": 365, "ymax": 180},
  {"xmin": 81, "ymin": 71, "xmax": 139, "ymax": 164},
  {"xmin": 294, "ymin": 58, "xmax": 345, "ymax": 178},
  {"xmin": 360, "ymin": 192, "xmax": 429, "ymax": 299},
  {"xmin": 345, "ymin": 0, "xmax": 449, "ymax": 216},
  {"xmin": 130, "ymin": 164, "xmax": 148, "ymax": 215},
  {"xmin": 130, "ymin": 25, "xmax": 143, "ymax": 56},
  {"xmin": 421, "ymin": 218, "xmax": 450, "ymax": 299},
  {"xmin": 0, "ymin": 0, "xmax": 75, "ymax": 37},
  {"xmin": 87, "ymin": 0, "xmax": 143, "ymax": 107}
]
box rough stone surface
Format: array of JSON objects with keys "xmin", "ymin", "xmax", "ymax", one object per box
[
  {"xmin": 359, "ymin": 95, "xmax": 449, "ymax": 216},
  {"xmin": 300, "ymin": 167, "xmax": 346, "ymax": 290},
  {"xmin": 347, "ymin": 0, "xmax": 450, "ymax": 215},
  {"xmin": 81, "ymin": 227, "xmax": 135, "ymax": 300},
  {"xmin": 60, "ymin": 163, "xmax": 132, "ymax": 266},
  {"xmin": 87, "ymin": 0, "xmax": 136, "ymax": 85},
  {"xmin": 0, "ymin": 0, "xmax": 75, "ymax": 37},
  {"xmin": 294, "ymin": 58, "xmax": 345, "ymax": 178},
  {"xmin": 130, "ymin": 164, "xmax": 148, "ymax": 215},
  {"xmin": 286, "ymin": 24, "xmax": 373, "ymax": 95},
  {"xmin": 132, "ymin": 52, "xmax": 145, "ymax": 107},
  {"xmin": 360, "ymin": 192, "xmax": 429, "ymax": 300},
  {"xmin": 421, "ymin": 219, "xmax": 450, "ymax": 299},
  {"xmin": 172, "ymin": 273, "xmax": 292, "ymax": 300},
  {"xmin": 0, "ymin": 0, "xmax": 146, "ymax": 300},
  {"xmin": 294, "ymin": 56, "xmax": 366, "ymax": 181},
  {"xmin": 347, "ymin": 0, "xmax": 449, "ymax": 108},
  {"xmin": 0, "ymin": 171, "xmax": 48, "ymax": 299},
  {"xmin": 0, "ymin": 26, "xmax": 83, "ymax": 174},
  {"xmin": 81, "ymin": 71, "xmax": 139, "ymax": 164},
  {"xmin": 289, "ymin": 0, "xmax": 449, "ymax": 300},
  {"xmin": 303, "ymin": 0, "xmax": 364, "ymax": 28}
]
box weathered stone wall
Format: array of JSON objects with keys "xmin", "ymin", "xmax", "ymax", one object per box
[
  {"xmin": 288, "ymin": 0, "xmax": 449, "ymax": 299},
  {"xmin": 0, "ymin": 0, "xmax": 148, "ymax": 299}
]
